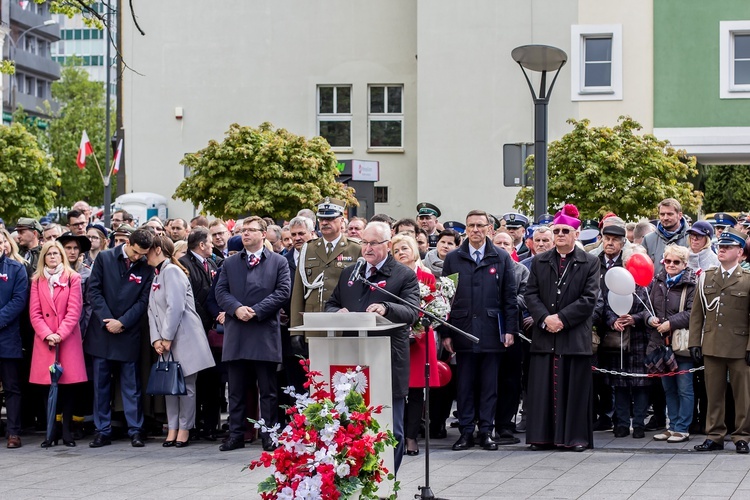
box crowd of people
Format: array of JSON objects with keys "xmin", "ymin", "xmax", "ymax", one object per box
[{"xmin": 1, "ymin": 196, "xmax": 749, "ymax": 468}]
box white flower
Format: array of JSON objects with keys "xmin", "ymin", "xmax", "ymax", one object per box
[
  {"xmin": 418, "ymin": 282, "xmax": 432, "ymax": 298},
  {"xmin": 336, "ymin": 462, "xmax": 351, "ymax": 477},
  {"xmin": 295, "ymin": 475, "xmax": 323, "ymax": 499},
  {"xmin": 278, "ymin": 486, "xmax": 295, "ymax": 500},
  {"xmin": 319, "ymin": 420, "xmax": 341, "ymax": 445}
]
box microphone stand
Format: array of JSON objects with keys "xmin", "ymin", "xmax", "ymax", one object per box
[{"xmin": 356, "ymin": 274, "xmax": 478, "ymax": 500}]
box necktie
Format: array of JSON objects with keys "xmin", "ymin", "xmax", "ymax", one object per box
[
  {"xmin": 606, "ymin": 259, "xmax": 614, "ymax": 269},
  {"xmin": 473, "ymin": 250, "xmax": 481, "ymax": 264},
  {"xmin": 724, "ymin": 271, "xmax": 730, "ymax": 281},
  {"xmin": 248, "ymin": 255, "xmax": 259, "ymax": 268},
  {"xmin": 368, "ymin": 266, "xmax": 376, "ymax": 278},
  {"xmin": 326, "ymin": 242, "xmax": 333, "ymax": 255},
  {"xmin": 203, "ymin": 260, "xmax": 209, "ymax": 273}
]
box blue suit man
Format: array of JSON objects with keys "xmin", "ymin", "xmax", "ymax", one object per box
[
  {"xmin": 215, "ymin": 217, "xmax": 291, "ymax": 452},
  {"xmin": 84, "ymin": 229, "xmax": 154, "ymax": 447}
]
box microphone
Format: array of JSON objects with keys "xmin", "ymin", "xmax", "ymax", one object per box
[{"xmin": 347, "ymin": 257, "xmax": 367, "ymax": 287}]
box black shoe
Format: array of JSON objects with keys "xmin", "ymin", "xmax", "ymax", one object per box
[
  {"xmin": 40, "ymin": 439, "xmax": 57, "ymax": 448},
  {"xmin": 62, "ymin": 439, "xmax": 76, "ymax": 447},
  {"xmin": 175, "ymin": 440, "xmax": 189, "ymax": 448},
  {"xmin": 88, "ymin": 434, "xmax": 111, "ymax": 448},
  {"xmin": 572, "ymin": 445, "xmax": 587, "ymax": 452},
  {"xmin": 219, "ymin": 437, "xmax": 245, "ymax": 452},
  {"xmin": 130, "ymin": 433, "xmax": 145, "ymax": 447},
  {"xmin": 494, "ymin": 428, "xmax": 521, "ymax": 445},
  {"xmin": 736, "ymin": 440, "xmax": 750, "ymax": 454},
  {"xmin": 452, "ymin": 433, "xmax": 475, "ymax": 451},
  {"xmin": 162, "ymin": 440, "xmax": 176, "ymax": 448},
  {"xmin": 262, "ymin": 437, "xmax": 276, "ymax": 452},
  {"xmin": 478, "ymin": 433, "xmax": 498, "ymax": 451},
  {"xmin": 529, "ymin": 443, "xmax": 554, "ymax": 451},
  {"xmin": 593, "ymin": 417, "xmax": 613, "ymax": 431},
  {"xmin": 632, "ymin": 428, "xmax": 646, "ymax": 439},
  {"xmin": 644, "ymin": 418, "xmax": 666, "ymax": 431},
  {"xmin": 429, "ymin": 428, "xmax": 447, "ymax": 439},
  {"xmin": 694, "ymin": 439, "xmax": 724, "ymax": 451},
  {"xmin": 613, "ymin": 426, "xmax": 630, "ymax": 438}
]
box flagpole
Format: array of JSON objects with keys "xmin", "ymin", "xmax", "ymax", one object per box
[
  {"xmin": 103, "ymin": 3, "xmax": 113, "ymax": 227},
  {"xmin": 89, "ymin": 150, "xmax": 105, "ymax": 184}
]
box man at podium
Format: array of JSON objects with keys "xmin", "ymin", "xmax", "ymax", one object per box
[{"xmin": 325, "ymin": 221, "xmax": 420, "ymax": 473}]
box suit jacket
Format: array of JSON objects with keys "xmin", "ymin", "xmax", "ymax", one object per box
[
  {"xmin": 525, "ymin": 246, "xmax": 600, "ymax": 355},
  {"xmin": 148, "ymin": 261, "xmax": 215, "ymax": 377},
  {"xmin": 29, "ymin": 271, "xmax": 87, "ymax": 384},
  {"xmin": 290, "ymin": 236, "xmax": 361, "ymax": 328},
  {"xmin": 215, "ymin": 247, "xmax": 291, "ymax": 363},
  {"xmin": 325, "ymin": 254, "xmax": 420, "ymax": 399},
  {"xmin": 179, "ymin": 251, "xmax": 219, "ymax": 332},
  {"xmin": 83, "ymin": 245, "xmax": 154, "ymax": 362},
  {"xmin": 440, "ymin": 238, "xmax": 519, "ymax": 353},
  {"xmin": 690, "ymin": 265, "xmax": 750, "ymax": 358},
  {"xmin": 0, "ymin": 255, "xmax": 29, "ymax": 358}
]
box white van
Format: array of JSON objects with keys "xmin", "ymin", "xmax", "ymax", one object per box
[{"xmin": 114, "ymin": 192, "xmax": 169, "ymax": 226}]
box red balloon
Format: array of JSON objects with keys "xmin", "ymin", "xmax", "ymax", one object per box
[
  {"xmin": 436, "ymin": 361, "xmax": 452, "ymax": 387},
  {"xmin": 626, "ymin": 253, "xmax": 655, "ymax": 287}
]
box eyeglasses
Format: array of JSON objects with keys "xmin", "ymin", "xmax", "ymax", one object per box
[
  {"xmin": 466, "ymin": 223, "xmax": 488, "ymax": 230},
  {"xmin": 241, "ymin": 228, "xmax": 263, "ymax": 234},
  {"xmin": 663, "ymin": 259, "xmax": 683, "ymax": 265},
  {"xmin": 361, "ymin": 240, "xmax": 388, "ymax": 247},
  {"xmin": 211, "ymin": 231, "xmax": 227, "ymax": 237},
  {"xmin": 552, "ymin": 228, "xmax": 572, "ymax": 235},
  {"xmin": 688, "ymin": 234, "xmax": 705, "ymax": 239},
  {"xmin": 88, "ymin": 235, "xmax": 101, "ymax": 240}
]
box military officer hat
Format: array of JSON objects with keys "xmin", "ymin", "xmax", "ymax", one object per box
[
  {"xmin": 15, "ymin": 217, "xmax": 43, "ymax": 235},
  {"xmin": 416, "ymin": 202, "xmax": 441, "ymax": 218},
  {"xmin": 502, "ymin": 212, "xmax": 529, "ymax": 229},
  {"xmin": 443, "ymin": 221, "xmax": 466, "ymax": 234},
  {"xmin": 579, "ymin": 218, "xmax": 601, "ymax": 241},
  {"xmin": 717, "ymin": 227, "xmax": 746, "ymax": 248},
  {"xmin": 525, "ymin": 225, "xmax": 538, "ymax": 240},
  {"xmin": 714, "ymin": 212, "xmax": 738, "ymax": 228},
  {"xmin": 112, "ymin": 223, "xmax": 136, "ymax": 236},
  {"xmin": 316, "ymin": 197, "xmax": 346, "ymax": 218},
  {"xmin": 536, "ymin": 213, "xmax": 554, "ymax": 225}
]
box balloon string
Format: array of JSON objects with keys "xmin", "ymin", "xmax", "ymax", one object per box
[{"xmin": 633, "ymin": 289, "xmax": 656, "ymax": 318}]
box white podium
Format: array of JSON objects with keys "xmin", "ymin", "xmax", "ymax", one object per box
[{"xmin": 290, "ymin": 312, "xmax": 403, "ymax": 497}]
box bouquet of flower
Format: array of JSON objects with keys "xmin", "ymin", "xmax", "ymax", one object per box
[
  {"xmin": 247, "ymin": 360, "xmax": 398, "ymax": 500},
  {"xmin": 414, "ymin": 272, "xmax": 458, "ymax": 334}
]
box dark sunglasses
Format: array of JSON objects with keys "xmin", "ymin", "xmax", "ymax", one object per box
[
  {"xmin": 663, "ymin": 258, "xmax": 683, "ymax": 265},
  {"xmin": 552, "ymin": 228, "xmax": 571, "ymax": 235}
]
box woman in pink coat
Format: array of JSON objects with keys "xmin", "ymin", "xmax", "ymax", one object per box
[{"xmin": 29, "ymin": 240, "xmax": 87, "ymax": 448}]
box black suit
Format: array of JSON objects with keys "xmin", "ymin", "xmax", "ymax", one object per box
[{"xmin": 326, "ymin": 254, "xmax": 420, "ymax": 472}]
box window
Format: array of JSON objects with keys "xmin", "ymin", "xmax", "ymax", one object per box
[
  {"xmin": 36, "ymin": 80, "xmax": 45, "ymax": 98},
  {"xmin": 317, "ymin": 85, "xmax": 352, "ymax": 150},
  {"xmin": 720, "ymin": 21, "xmax": 750, "ymax": 99},
  {"xmin": 368, "ymin": 85, "xmax": 403, "ymax": 150},
  {"xmin": 25, "ymin": 76, "xmax": 34, "ymax": 95},
  {"xmin": 374, "ymin": 186, "xmax": 388, "ymax": 203},
  {"xmin": 570, "ymin": 24, "xmax": 622, "ymax": 101}
]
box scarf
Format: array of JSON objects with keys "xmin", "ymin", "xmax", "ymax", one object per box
[
  {"xmin": 43, "ymin": 263, "xmax": 64, "ymax": 297},
  {"xmin": 657, "ymin": 218, "xmax": 685, "ymax": 241},
  {"xmin": 665, "ymin": 270, "xmax": 684, "ymax": 288}
]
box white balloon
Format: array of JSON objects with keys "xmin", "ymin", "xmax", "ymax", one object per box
[
  {"xmin": 608, "ymin": 291, "xmax": 634, "ymax": 316},
  {"xmin": 604, "ymin": 266, "xmax": 636, "ymax": 295}
]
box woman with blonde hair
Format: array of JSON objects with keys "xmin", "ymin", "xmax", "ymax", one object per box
[
  {"xmin": 1, "ymin": 228, "xmax": 29, "ymax": 268},
  {"xmin": 28, "ymin": 240, "xmax": 87, "ymax": 447},
  {"xmin": 391, "ymin": 233, "xmax": 439, "ymax": 456},
  {"xmin": 147, "ymin": 234, "xmax": 214, "ymax": 447}
]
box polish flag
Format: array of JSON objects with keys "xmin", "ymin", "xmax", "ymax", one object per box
[
  {"xmin": 112, "ymin": 138, "xmax": 123, "ymax": 174},
  {"xmin": 19, "ymin": 1, "xmax": 29, "ymax": 10},
  {"xmin": 76, "ymin": 130, "xmax": 93, "ymax": 169}
]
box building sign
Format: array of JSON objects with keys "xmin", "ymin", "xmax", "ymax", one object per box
[{"xmin": 352, "ymin": 160, "xmax": 379, "ymax": 182}]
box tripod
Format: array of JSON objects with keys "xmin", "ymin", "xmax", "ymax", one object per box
[{"xmin": 356, "ymin": 274, "xmax": 478, "ymax": 500}]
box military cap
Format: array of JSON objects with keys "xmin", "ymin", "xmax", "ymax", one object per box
[
  {"xmin": 717, "ymin": 227, "xmax": 746, "ymax": 248},
  {"xmin": 580, "ymin": 218, "xmax": 601, "ymax": 241},
  {"xmin": 443, "ymin": 221, "xmax": 466, "ymax": 234},
  {"xmin": 525, "ymin": 225, "xmax": 538, "ymax": 240},
  {"xmin": 502, "ymin": 212, "xmax": 529, "ymax": 229},
  {"xmin": 316, "ymin": 197, "xmax": 346, "ymax": 218},
  {"xmin": 416, "ymin": 202, "xmax": 441, "ymax": 218},
  {"xmin": 57, "ymin": 231, "xmax": 92, "ymax": 253},
  {"xmin": 536, "ymin": 213, "xmax": 554, "ymax": 225},
  {"xmin": 714, "ymin": 212, "xmax": 738, "ymax": 227},
  {"xmin": 15, "ymin": 217, "xmax": 43, "ymax": 235},
  {"xmin": 112, "ymin": 223, "xmax": 136, "ymax": 236},
  {"xmin": 489, "ymin": 215, "xmax": 501, "ymax": 231},
  {"xmin": 39, "ymin": 216, "xmax": 52, "ymax": 227},
  {"xmin": 742, "ymin": 217, "xmax": 750, "ymax": 228}
]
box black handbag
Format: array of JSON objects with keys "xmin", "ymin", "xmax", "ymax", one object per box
[{"xmin": 146, "ymin": 352, "xmax": 187, "ymax": 396}]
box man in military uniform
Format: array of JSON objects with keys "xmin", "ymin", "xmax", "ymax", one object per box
[
  {"xmin": 289, "ymin": 198, "xmax": 361, "ymax": 336},
  {"xmin": 14, "ymin": 218, "xmax": 43, "ymax": 272},
  {"xmin": 691, "ymin": 228, "xmax": 750, "ymax": 454},
  {"xmin": 502, "ymin": 213, "xmax": 530, "ymax": 260},
  {"xmin": 416, "ymin": 202, "xmax": 441, "ymax": 248}
]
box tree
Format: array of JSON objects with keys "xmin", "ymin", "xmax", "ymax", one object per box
[
  {"xmin": 702, "ymin": 165, "xmax": 750, "ymax": 213},
  {"xmin": 46, "ymin": 63, "xmax": 111, "ymax": 207},
  {"xmin": 0, "ymin": 123, "xmax": 60, "ymax": 222},
  {"xmin": 174, "ymin": 122, "xmax": 357, "ymax": 220},
  {"xmin": 513, "ymin": 116, "xmax": 702, "ymax": 221}
]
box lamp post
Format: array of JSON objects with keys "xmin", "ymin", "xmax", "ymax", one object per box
[
  {"xmin": 5, "ymin": 19, "xmax": 57, "ymax": 112},
  {"xmin": 511, "ymin": 44, "xmax": 567, "ymax": 221}
]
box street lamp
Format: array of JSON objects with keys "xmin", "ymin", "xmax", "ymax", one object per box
[
  {"xmin": 5, "ymin": 19, "xmax": 58, "ymax": 111},
  {"xmin": 511, "ymin": 44, "xmax": 567, "ymax": 221}
]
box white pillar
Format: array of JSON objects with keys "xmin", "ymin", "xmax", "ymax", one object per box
[{"xmin": 0, "ymin": 25, "xmax": 9, "ymax": 115}]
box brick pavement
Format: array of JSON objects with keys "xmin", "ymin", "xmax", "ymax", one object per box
[{"xmin": 2, "ymin": 430, "xmax": 750, "ymax": 499}]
